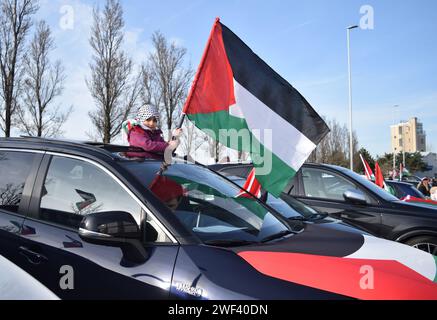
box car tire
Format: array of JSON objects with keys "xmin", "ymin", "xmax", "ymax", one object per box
[{"xmin": 405, "ymin": 236, "xmax": 437, "ymax": 255}]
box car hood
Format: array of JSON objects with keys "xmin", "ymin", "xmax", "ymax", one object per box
[
  {"xmin": 391, "ymin": 200, "xmax": 437, "ymax": 213},
  {"xmin": 232, "ymin": 223, "xmax": 437, "ymax": 300}
]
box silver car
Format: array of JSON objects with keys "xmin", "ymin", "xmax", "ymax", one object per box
[{"xmin": 0, "ymin": 255, "xmax": 58, "ymax": 300}]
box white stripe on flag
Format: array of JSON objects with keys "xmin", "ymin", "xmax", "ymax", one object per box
[
  {"xmin": 230, "ymin": 79, "xmax": 317, "ymax": 171},
  {"xmin": 347, "ymin": 235, "xmax": 437, "ymax": 282}
]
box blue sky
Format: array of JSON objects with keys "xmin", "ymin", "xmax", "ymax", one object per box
[{"xmin": 35, "ymin": 0, "xmax": 437, "ymax": 157}]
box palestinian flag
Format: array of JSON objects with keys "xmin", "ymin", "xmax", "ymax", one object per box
[
  {"xmin": 183, "ymin": 18, "xmax": 329, "ymax": 197},
  {"xmin": 237, "ymin": 168, "xmax": 262, "ymax": 198}
]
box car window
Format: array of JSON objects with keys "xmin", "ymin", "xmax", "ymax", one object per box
[
  {"xmin": 122, "ymin": 161, "xmax": 289, "ymax": 244},
  {"xmin": 0, "ymin": 151, "xmax": 36, "ymax": 214},
  {"xmin": 38, "ymin": 156, "xmax": 170, "ymax": 242},
  {"xmin": 227, "ymin": 176, "xmax": 313, "ymax": 219},
  {"xmin": 394, "ymin": 183, "xmax": 425, "ymax": 199},
  {"xmin": 302, "ymin": 167, "xmax": 368, "ymax": 202},
  {"xmin": 343, "ymin": 169, "xmax": 400, "ymax": 202}
]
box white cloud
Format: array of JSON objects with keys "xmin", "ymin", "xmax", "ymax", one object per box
[{"xmin": 124, "ymin": 27, "xmax": 150, "ymax": 65}]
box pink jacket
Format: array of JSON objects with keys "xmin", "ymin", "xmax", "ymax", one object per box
[{"xmin": 128, "ymin": 126, "xmax": 168, "ymax": 153}]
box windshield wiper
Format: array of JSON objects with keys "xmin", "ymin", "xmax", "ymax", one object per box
[
  {"xmin": 261, "ymin": 230, "xmax": 293, "ymax": 243},
  {"xmin": 203, "ymin": 239, "xmax": 257, "ymax": 247},
  {"xmin": 288, "ymin": 216, "xmax": 307, "ymax": 221}
]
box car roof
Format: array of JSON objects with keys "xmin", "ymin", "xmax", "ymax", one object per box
[
  {"xmin": 0, "ymin": 137, "xmax": 166, "ymax": 163},
  {"xmin": 210, "ymin": 161, "xmax": 343, "ymax": 171}
]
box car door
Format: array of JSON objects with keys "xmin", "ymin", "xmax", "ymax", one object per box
[
  {"xmin": 294, "ymin": 166, "xmax": 383, "ymax": 236},
  {"xmin": 17, "ymin": 153, "xmax": 179, "ymax": 299},
  {"xmin": 0, "ymin": 150, "xmax": 42, "ymax": 267}
]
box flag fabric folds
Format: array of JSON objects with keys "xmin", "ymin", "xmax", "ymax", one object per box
[
  {"xmin": 183, "ymin": 18, "xmax": 329, "ymax": 197},
  {"xmin": 375, "ymin": 162, "xmax": 395, "ymax": 195},
  {"xmin": 375, "ymin": 162, "xmax": 385, "ymax": 189},
  {"xmin": 237, "ymin": 168, "xmax": 262, "ymax": 199}
]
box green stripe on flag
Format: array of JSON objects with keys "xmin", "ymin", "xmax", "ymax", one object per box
[
  {"xmin": 253, "ymin": 150, "xmax": 296, "ymax": 198},
  {"xmin": 188, "ymin": 111, "xmax": 296, "ymax": 197}
]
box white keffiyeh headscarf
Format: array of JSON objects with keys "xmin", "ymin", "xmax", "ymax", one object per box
[{"xmin": 135, "ymin": 104, "xmax": 160, "ymax": 123}]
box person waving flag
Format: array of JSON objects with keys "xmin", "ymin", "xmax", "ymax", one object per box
[{"xmin": 183, "ymin": 18, "xmax": 329, "ymax": 197}]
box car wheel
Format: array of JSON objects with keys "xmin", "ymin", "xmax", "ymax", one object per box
[{"xmin": 405, "ymin": 236, "xmax": 437, "ymax": 255}]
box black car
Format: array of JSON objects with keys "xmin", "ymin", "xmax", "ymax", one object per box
[
  {"xmin": 209, "ymin": 162, "xmax": 437, "ymax": 254},
  {"xmin": 2, "ymin": 137, "xmax": 437, "ymax": 300}
]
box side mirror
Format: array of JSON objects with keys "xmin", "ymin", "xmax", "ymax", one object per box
[
  {"xmin": 79, "ymin": 211, "xmax": 148, "ymax": 265},
  {"xmin": 343, "ymin": 190, "xmax": 368, "ymax": 205}
]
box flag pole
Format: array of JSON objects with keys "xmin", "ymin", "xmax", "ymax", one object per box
[
  {"xmin": 176, "ymin": 115, "xmax": 185, "ymax": 130},
  {"xmin": 182, "ymin": 17, "xmax": 221, "ymax": 116},
  {"xmin": 359, "ymin": 153, "xmax": 370, "ymax": 180},
  {"xmin": 173, "ymin": 17, "xmax": 220, "ymax": 142},
  {"xmin": 163, "ymin": 17, "xmax": 221, "ymax": 173}
]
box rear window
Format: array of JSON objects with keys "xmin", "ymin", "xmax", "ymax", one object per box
[
  {"xmin": 392, "ymin": 183, "xmax": 425, "ymax": 199},
  {"xmin": 0, "ymin": 151, "xmax": 36, "ymax": 214}
]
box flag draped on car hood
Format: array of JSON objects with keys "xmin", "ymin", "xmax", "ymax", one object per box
[
  {"xmin": 235, "ymin": 232, "xmax": 437, "ymax": 300},
  {"xmin": 183, "ymin": 18, "xmax": 329, "ymax": 197}
]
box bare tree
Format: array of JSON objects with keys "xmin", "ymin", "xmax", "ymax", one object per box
[
  {"xmin": 0, "ymin": 0, "xmax": 38, "ymax": 137},
  {"xmin": 17, "ymin": 21, "xmax": 71, "ymax": 137},
  {"xmin": 208, "ymin": 137, "xmax": 225, "ymax": 164},
  {"xmin": 87, "ymin": 0, "xmax": 140, "ymax": 143},
  {"xmin": 309, "ymin": 118, "xmax": 360, "ymax": 169},
  {"xmin": 143, "ymin": 31, "xmax": 193, "ymax": 140},
  {"xmin": 179, "ymin": 120, "xmax": 205, "ymax": 158}
]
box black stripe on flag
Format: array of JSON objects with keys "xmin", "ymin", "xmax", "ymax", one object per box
[{"xmin": 220, "ymin": 22, "xmax": 330, "ymax": 145}]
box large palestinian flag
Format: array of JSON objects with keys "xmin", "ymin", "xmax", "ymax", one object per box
[{"xmin": 183, "ymin": 18, "xmax": 329, "ymax": 197}]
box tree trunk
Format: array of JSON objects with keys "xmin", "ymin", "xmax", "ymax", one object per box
[{"xmin": 5, "ymin": 103, "xmax": 11, "ymax": 137}]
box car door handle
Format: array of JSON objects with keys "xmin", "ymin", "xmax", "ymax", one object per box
[{"xmin": 19, "ymin": 246, "xmax": 48, "ymax": 265}]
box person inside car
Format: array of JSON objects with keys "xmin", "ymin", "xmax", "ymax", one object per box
[
  {"xmin": 149, "ymin": 175, "xmax": 185, "ymax": 212},
  {"xmin": 417, "ymin": 177, "xmax": 431, "ymax": 197}
]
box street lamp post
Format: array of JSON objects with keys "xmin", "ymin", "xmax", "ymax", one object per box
[
  {"xmin": 347, "ymin": 25, "xmax": 358, "ymax": 172},
  {"xmin": 393, "ymin": 105, "xmax": 399, "ymax": 178}
]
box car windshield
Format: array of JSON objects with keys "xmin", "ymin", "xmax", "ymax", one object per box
[
  {"xmin": 121, "ymin": 160, "xmax": 290, "ymax": 244},
  {"xmin": 338, "ymin": 167, "xmax": 400, "ymax": 202},
  {"xmin": 227, "ymin": 176, "xmax": 315, "ymax": 219}
]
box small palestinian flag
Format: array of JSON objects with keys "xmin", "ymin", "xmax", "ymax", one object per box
[
  {"xmin": 184, "ymin": 18, "xmax": 329, "ymax": 197},
  {"xmin": 237, "ymin": 168, "xmax": 262, "ymax": 198}
]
